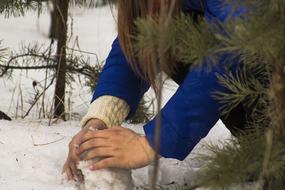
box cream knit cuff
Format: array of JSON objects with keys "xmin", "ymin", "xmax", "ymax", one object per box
[{"xmin": 80, "ymin": 95, "xmax": 130, "ymax": 128}]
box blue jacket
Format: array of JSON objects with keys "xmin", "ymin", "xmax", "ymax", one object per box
[{"xmin": 92, "ymin": 0, "xmax": 247, "ymax": 160}]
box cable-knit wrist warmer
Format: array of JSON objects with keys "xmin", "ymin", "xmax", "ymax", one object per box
[{"xmin": 80, "ymin": 95, "xmax": 130, "ymax": 128}]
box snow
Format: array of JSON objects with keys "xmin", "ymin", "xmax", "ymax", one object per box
[
  {"xmin": 0, "ymin": 120, "xmax": 77, "ymax": 190},
  {"xmin": 0, "ymin": 5, "xmax": 232, "ymax": 190},
  {"xmin": 79, "ymin": 161, "xmax": 133, "ymax": 190},
  {"xmin": 0, "ymin": 6, "xmax": 117, "ymax": 60},
  {"xmin": 0, "ymin": 6, "xmax": 117, "ymax": 118},
  {"xmin": 0, "ymin": 120, "xmax": 230, "ymax": 190}
]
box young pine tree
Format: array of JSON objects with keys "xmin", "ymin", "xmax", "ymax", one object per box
[
  {"xmin": 0, "ymin": 0, "xmax": 114, "ymax": 120},
  {"xmin": 135, "ymin": 0, "xmax": 285, "ymax": 189}
]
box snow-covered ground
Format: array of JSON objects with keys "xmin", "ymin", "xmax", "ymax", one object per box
[
  {"xmin": 0, "ymin": 5, "xmax": 232, "ymax": 189},
  {"xmin": 0, "ymin": 119, "xmax": 230, "ymax": 190},
  {"xmin": 0, "ymin": 120, "xmax": 77, "ymax": 190},
  {"xmin": 0, "ymin": 6, "xmax": 117, "ymax": 118}
]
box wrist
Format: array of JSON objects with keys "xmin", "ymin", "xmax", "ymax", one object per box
[
  {"xmin": 80, "ymin": 95, "xmax": 130, "ymax": 128},
  {"xmin": 138, "ymin": 136, "xmax": 156, "ymax": 162}
]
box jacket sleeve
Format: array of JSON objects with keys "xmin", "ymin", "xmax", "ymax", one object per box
[
  {"xmin": 92, "ymin": 37, "xmax": 150, "ymax": 119},
  {"xmin": 144, "ymin": 1, "xmax": 247, "ymax": 161},
  {"xmin": 143, "ymin": 60, "xmax": 230, "ymax": 161}
]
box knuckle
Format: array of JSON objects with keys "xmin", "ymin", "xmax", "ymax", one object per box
[
  {"xmin": 110, "ymin": 137, "xmax": 119, "ymax": 144},
  {"xmin": 109, "ymin": 130, "xmax": 118, "ymax": 136},
  {"xmin": 103, "ymin": 159, "xmax": 111, "ymax": 166},
  {"xmin": 85, "ymin": 131, "xmax": 93, "ymax": 137},
  {"xmin": 71, "ymin": 135, "xmax": 78, "ymax": 141},
  {"xmin": 69, "ymin": 141, "xmax": 75, "ymax": 148},
  {"xmin": 78, "ymin": 147, "xmax": 84, "ymax": 154},
  {"xmin": 70, "ymin": 154, "xmax": 78, "ymax": 161}
]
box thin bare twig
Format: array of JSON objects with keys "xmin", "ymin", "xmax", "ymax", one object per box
[
  {"xmin": 254, "ymin": 129, "xmax": 273, "ymax": 190},
  {"xmin": 31, "ymin": 135, "xmax": 65, "ymax": 146},
  {"xmin": 22, "ymin": 75, "xmax": 55, "ymax": 119},
  {"xmin": 150, "ymin": 1, "xmax": 177, "ymax": 189}
]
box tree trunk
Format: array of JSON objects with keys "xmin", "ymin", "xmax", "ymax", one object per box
[
  {"xmin": 53, "ymin": 0, "xmax": 69, "ymax": 120},
  {"xmin": 48, "ymin": 8, "xmax": 59, "ymax": 40}
]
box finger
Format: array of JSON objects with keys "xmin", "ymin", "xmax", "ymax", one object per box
[
  {"xmin": 81, "ymin": 147, "xmax": 116, "ymax": 161},
  {"xmin": 70, "ymin": 152, "xmax": 80, "ymax": 165},
  {"xmin": 110, "ymin": 126, "xmax": 124, "ymax": 130},
  {"xmin": 61, "ymin": 164, "xmax": 67, "ymax": 174},
  {"xmin": 90, "ymin": 157, "xmax": 118, "ymax": 170},
  {"xmin": 78, "ymin": 138, "xmax": 110, "ymax": 155},
  {"xmin": 71, "ymin": 130, "xmax": 85, "ymax": 143},
  {"xmin": 69, "ymin": 140, "xmax": 80, "ymax": 150},
  {"xmin": 80, "ymin": 130, "xmax": 115, "ymax": 143},
  {"xmin": 63, "ymin": 166, "xmax": 74, "ymax": 181},
  {"xmin": 69, "ymin": 143, "xmax": 80, "ymax": 164},
  {"xmin": 70, "ymin": 163, "xmax": 78, "ymax": 179}
]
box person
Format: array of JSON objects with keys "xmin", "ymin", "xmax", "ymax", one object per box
[{"xmin": 62, "ymin": 0, "xmax": 248, "ymax": 181}]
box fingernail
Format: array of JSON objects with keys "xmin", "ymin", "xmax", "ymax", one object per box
[
  {"xmin": 74, "ymin": 144, "xmax": 79, "ymax": 149},
  {"xmin": 89, "ymin": 165, "xmax": 95, "ymax": 171},
  {"xmin": 89, "ymin": 126, "xmax": 96, "ymax": 132}
]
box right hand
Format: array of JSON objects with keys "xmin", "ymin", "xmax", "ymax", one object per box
[
  {"xmin": 62, "ymin": 119, "xmax": 107, "ymax": 181},
  {"xmin": 78, "ymin": 126, "xmax": 156, "ymax": 170}
]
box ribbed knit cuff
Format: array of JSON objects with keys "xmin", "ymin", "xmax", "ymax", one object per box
[{"xmin": 80, "ymin": 95, "xmax": 130, "ymax": 128}]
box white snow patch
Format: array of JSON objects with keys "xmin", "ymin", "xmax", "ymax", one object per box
[
  {"xmin": 0, "ymin": 120, "xmax": 78, "ymax": 190},
  {"xmin": 78, "ymin": 161, "xmax": 133, "ymax": 190}
]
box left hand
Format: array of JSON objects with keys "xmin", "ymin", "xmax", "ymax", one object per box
[
  {"xmin": 62, "ymin": 119, "xmax": 107, "ymax": 181},
  {"xmin": 78, "ymin": 126, "xmax": 156, "ymax": 170}
]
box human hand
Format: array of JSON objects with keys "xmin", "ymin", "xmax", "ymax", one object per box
[
  {"xmin": 78, "ymin": 126, "xmax": 156, "ymax": 170},
  {"xmin": 62, "ymin": 119, "xmax": 107, "ymax": 181}
]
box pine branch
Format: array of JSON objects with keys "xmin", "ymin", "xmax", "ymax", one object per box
[
  {"xmin": 0, "ymin": 0, "xmax": 44, "ymax": 17},
  {"xmin": 213, "ymin": 68, "xmax": 267, "ymax": 116},
  {"xmin": 69, "ymin": 0, "xmax": 116, "ymax": 8}
]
